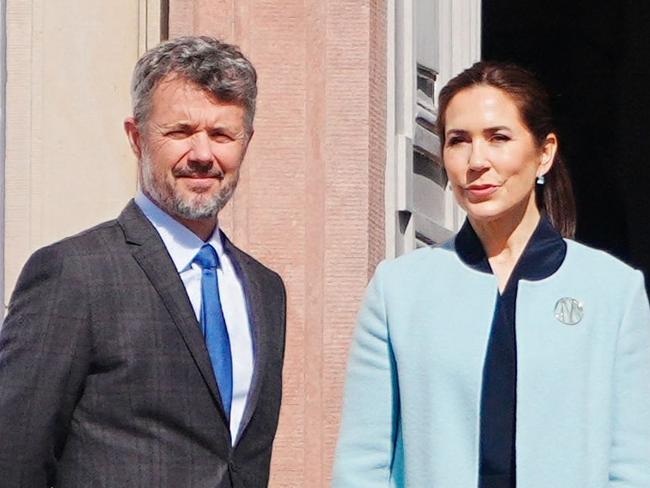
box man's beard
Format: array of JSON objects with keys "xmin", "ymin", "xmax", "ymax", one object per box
[{"xmin": 140, "ymin": 153, "xmax": 239, "ymax": 220}]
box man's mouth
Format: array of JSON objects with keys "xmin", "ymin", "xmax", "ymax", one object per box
[{"xmin": 175, "ymin": 170, "xmax": 224, "ymax": 180}]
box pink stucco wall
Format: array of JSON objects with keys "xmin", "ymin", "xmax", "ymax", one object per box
[{"xmin": 169, "ymin": 1, "xmax": 386, "ymax": 485}]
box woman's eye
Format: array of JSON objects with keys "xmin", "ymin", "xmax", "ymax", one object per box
[
  {"xmin": 491, "ymin": 134, "xmax": 510, "ymax": 142},
  {"xmin": 446, "ymin": 137, "xmax": 464, "ymax": 146}
]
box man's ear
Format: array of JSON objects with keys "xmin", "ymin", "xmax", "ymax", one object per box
[
  {"xmin": 242, "ymin": 128, "xmax": 255, "ymax": 158},
  {"xmin": 124, "ymin": 117, "xmax": 143, "ymax": 159}
]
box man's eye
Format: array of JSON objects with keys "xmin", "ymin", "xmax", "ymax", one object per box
[
  {"xmin": 165, "ymin": 130, "xmax": 190, "ymax": 138},
  {"xmin": 210, "ymin": 132, "xmax": 233, "ymax": 142}
]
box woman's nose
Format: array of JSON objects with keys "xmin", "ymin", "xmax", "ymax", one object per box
[{"xmin": 467, "ymin": 141, "xmax": 490, "ymax": 170}]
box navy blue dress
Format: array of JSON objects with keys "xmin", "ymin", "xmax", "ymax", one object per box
[{"xmin": 455, "ymin": 217, "xmax": 567, "ymax": 488}]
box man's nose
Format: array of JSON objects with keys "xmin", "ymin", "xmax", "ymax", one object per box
[{"xmin": 188, "ymin": 132, "xmax": 213, "ymax": 165}]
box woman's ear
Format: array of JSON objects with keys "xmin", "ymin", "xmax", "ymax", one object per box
[{"xmin": 538, "ymin": 132, "xmax": 558, "ymax": 177}]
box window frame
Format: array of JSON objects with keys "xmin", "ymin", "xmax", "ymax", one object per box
[{"xmin": 386, "ymin": 0, "xmax": 481, "ymax": 257}]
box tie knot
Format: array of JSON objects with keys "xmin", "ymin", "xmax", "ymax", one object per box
[{"xmin": 194, "ymin": 244, "xmax": 220, "ymax": 270}]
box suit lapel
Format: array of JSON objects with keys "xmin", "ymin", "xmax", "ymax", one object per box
[
  {"xmin": 222, "ymin": 236, "xmax": 271, "ymax": 443},
  {"xmin": 117, "ymin": 201, "xmax": 230, "ymax": 424}
]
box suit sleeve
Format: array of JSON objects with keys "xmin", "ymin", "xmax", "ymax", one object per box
[
  {"xmin": 0, "ymin": 246, "xmax": 91, "ymax": 486},
  {"xmin": 609, "ymin": 271, "xmax": 650, "ymax": 486},
  {"xmin": 332, "ymin": 262, "xmax": 399, "ymax": 487}
]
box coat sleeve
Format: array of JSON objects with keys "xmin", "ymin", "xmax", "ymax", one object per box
[
  {"xmin": 609, "ymin": 271, "xmax": 650, "ymax": 486},
  {"xmin": 332, "ymin": 262, "xmax": 400, "ymax": 487},
  {"xmin": 0, "ymin": 246, "xmax": 91, "ymax": 486}
]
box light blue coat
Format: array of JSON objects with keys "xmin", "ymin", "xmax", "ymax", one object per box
[{"xmin": 333, "ymin": 239, "xmax": 650, "ymax": 487}]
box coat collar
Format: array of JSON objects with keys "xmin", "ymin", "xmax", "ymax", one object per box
[
  {"xmin": 117, "ymin": 200, "xmax": 272, "ymax": 445},
  {"xmin": 117, "ymin": 200, "xmax": 230, "ymax": 423},
  {"xmin": 133, "ymin": 191, "xmax": 227, "ymax": 274},
  {"xmin": 220, "ymin": 233, "xmax": 273, "ymax": 444},
  {"xmin": 454, "ymin": 216, "xmax": 567, "ymax": 283}
]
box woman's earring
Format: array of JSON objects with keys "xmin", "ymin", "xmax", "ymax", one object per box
[{"xmin": 536, "ymin": 175, "xmax": 545, "ymax": 185}]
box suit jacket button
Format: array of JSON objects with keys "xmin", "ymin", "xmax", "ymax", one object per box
[{"xmin": 229, "ymin": 461, "xmax": 238, "ymax": 472}]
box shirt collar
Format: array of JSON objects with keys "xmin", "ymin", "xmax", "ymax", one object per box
[
  {"xmin": 455, "ymin": 215, "xmax": 567, "ymax": 282},
  {"xmin": 134, "ymin": 191, "xmax": 225, "ymax": 272}
]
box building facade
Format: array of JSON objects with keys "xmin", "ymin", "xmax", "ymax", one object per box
[{"xmin": 2, "ymin": 0, "xmax": 480, "ymax": 485}]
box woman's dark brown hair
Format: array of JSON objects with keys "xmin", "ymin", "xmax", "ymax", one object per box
[{"xmin": 436, "ymin": 61, "xmax": 576, "ymax": 238}]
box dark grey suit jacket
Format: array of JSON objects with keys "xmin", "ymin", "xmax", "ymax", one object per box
[{"xmin": 0, "ymin": 201, "xmax": 286, "ymax": 487}]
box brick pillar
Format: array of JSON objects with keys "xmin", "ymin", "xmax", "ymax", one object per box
[{"xmin": 169, "ymin": 1, "xmax": 386, "ymax": 485}]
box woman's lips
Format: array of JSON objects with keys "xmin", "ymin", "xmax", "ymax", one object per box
[{"xmin": 465, "ymin": 184, "xmax": 499, "ymax": 199}]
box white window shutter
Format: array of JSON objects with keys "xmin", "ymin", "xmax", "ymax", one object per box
[{"xmin": 387, "ymin": 0, "xmax": 481, "ymax": 255}]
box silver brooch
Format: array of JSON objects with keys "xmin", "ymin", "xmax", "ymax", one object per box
[{"xmin": 554, "ymin": 297, "xmax": 584, "ymax": 325}]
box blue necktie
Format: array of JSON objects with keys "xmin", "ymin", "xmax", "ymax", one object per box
[{"xmin": 194, "ymin": 244, "xmax": 233, "ymax": 417}]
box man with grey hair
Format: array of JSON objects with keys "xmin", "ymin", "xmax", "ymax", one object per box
[{"xmin": 0, "ymin": 36, "xmax": 286, "ymax": 487}]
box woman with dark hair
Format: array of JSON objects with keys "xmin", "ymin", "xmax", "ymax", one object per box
[{"xmin": 333, "ymin": 62, "xmax": 650, "ymax": 487}]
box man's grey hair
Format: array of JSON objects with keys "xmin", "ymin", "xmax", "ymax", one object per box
[{"xmin": 131, "ymin": 36, "xmax": 257, "ymax": 132}]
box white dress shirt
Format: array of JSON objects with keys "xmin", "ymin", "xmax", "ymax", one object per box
[{"xmin": 135, "ymin": 192, "xmax": 254, "ymax": 444}]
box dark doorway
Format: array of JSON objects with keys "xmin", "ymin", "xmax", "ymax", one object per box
[{"xmin": 483, "ymin": 1, "xmax": 650, "ymax": 285}]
